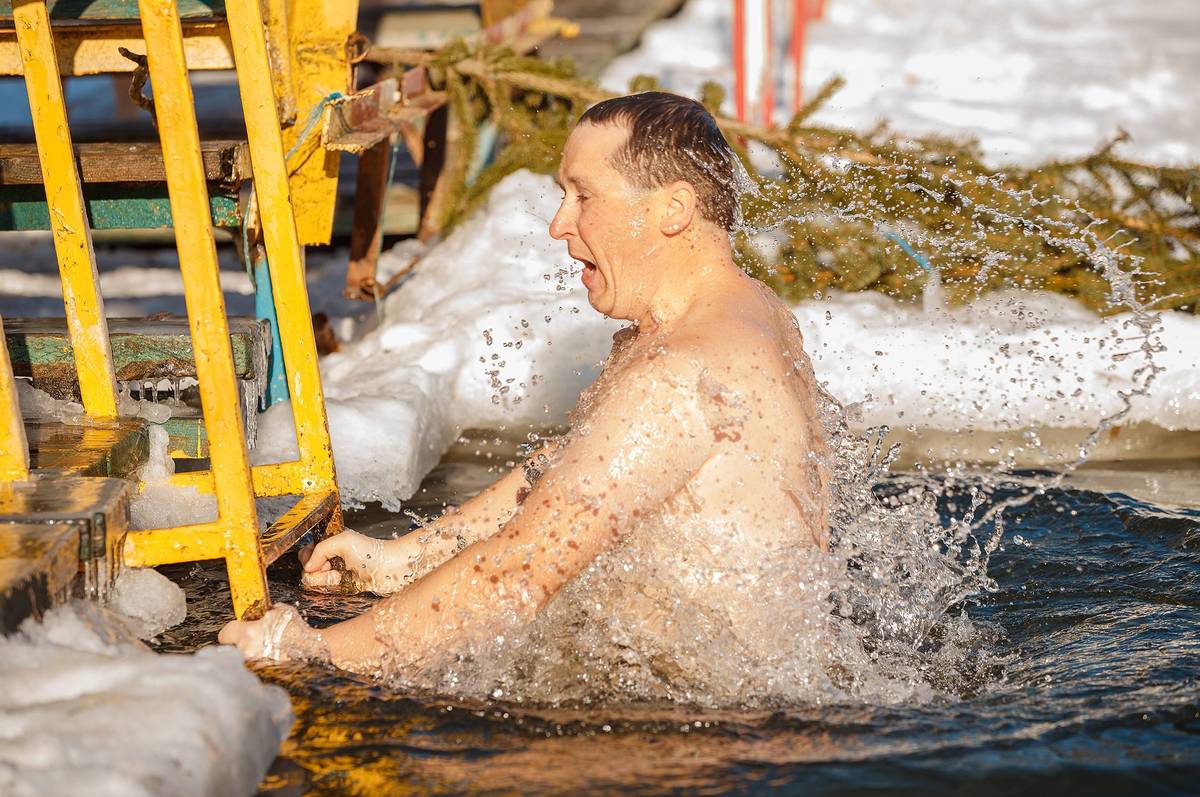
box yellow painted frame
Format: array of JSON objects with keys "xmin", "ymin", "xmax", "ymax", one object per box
[
  {"xmin": 12, "ymin": 0, "xmax": 118, "ymax": 419},
  {"xmin": 4, "ymin": 0, "xmax": 346, "ymax": 619},
  {"xmin": 119, "ymin": 0, "xmax": 268, "ymax": 617},
  {"xmin": 0, "ymin": 316, "xmax": 30, "ymax": 482},
  {"xmin": 282, "ymin": 0, "xmax": 358, "ymax": 244}
]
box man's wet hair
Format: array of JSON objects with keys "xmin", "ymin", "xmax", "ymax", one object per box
[{"xmin": 579, "ymin": 92, "xmax": 738, "ymax": 231}]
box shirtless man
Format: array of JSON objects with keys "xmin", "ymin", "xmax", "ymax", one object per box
[{"xmin": 219, "ymin": 92, "xmax": 831, "ymax": 676}]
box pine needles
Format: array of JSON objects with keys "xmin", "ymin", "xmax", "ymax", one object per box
[{"xmin": 377, "ymin": 42, "xmax": 1200, "ymax": 315}]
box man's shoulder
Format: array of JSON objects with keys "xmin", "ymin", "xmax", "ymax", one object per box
[{"xmin": 666, "ymin": 307, "xmax": 772, "ymax": 365}]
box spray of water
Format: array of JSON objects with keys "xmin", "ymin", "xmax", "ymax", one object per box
[{"xmin": 266, "ymin": 134, "xmax": 1167, "ymax": 711}]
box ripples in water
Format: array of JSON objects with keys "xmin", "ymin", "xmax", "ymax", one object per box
[{"xmin": 151, "ymin": 449, "xmax": 1200, "ymax": 796}]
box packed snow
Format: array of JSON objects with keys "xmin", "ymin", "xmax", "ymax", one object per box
[
  {"xmin": 252, "ymin": 170, "xmax": 619, "ymax": 509},
  {"xmin": 129, "ymin": 425, "xmax": 218, "ymax": 530},
  {"xmin": 0, "ymin": 603, "xmax": 292, "ymax": 797},
  {"xmin": 603, "ymin": 0, "xmax": 1200, "ymax": 165}
]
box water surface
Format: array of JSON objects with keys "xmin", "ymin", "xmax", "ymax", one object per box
[{"xmin": 153, "ymin": 434, "xmax": 1200, "ymax": 796}]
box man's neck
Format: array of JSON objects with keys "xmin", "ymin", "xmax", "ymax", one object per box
[{"xmin": 637, "ymin": 229, "xmax": 739, "ymax": 334}]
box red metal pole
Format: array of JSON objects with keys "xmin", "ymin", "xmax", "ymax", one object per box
[
  {"xmin": 762, "ymin": 0, "xmax": 774, "ymax": 127},
  {"xmin": 791, "ymin": 0, "xmax": 809, "ymax": 112},
  {"xmin": 733, "ymin": 0, "xmax": 747, "ymax": 121}
]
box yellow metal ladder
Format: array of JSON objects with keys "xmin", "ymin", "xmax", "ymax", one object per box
[{"xmin": 7, "ymin": 0, "xmax": 342, "ymax": 619}]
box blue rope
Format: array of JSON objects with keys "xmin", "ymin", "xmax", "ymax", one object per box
[
  {"xmin": 286, "ymin": 90, "xmax": 345, "ymax": 163},
  {"xmin": 879, "ymin": 227, "xmax": 934, "ymax": 274}
]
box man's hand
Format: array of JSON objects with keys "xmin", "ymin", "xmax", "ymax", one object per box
[
  {"xmin": 218, "ymin": 604, "xmax": 328, "ymax": 663},
  {"xmin": 300, "ymin": 529, "xmax": 421, "ymax": 595}
]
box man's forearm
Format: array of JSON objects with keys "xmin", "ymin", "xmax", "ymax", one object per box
[{"xmin": 395, "ymin": 462, "xmax": 531, "ymax": 580}]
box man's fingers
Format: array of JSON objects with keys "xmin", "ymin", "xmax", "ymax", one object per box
[
  {"xmin": 297, "ymin": 543, "xmax": 314, "ymax": 568},
  {"xmin": 218, "ymin": 619, "xmax": 243, "ymax": 646},
  {"xmin": 302, "ymin": 536, "xmax": 344, "ymax": 572},
  {"xmin": 301, "ymin": 569, "xmax": 343, "ymax": 588}
]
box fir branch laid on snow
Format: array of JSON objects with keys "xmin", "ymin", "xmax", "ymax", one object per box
[{"xmin": 375, "ymin": 42, "xmax": 1200, "ymax": 315}]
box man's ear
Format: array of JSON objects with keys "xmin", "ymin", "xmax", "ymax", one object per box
[{"xmin": 659, "ymin": 181, "xmax": 697, "ymax": 236}]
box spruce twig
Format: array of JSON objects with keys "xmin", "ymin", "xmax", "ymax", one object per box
[{"xmin": 394, "ymin": 40, "xmax": 1200, "ymax": 315}]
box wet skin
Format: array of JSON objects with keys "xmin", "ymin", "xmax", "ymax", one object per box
[{"xmin": 219, "ymin": 120, "xmax": 831, "ymax": 671}]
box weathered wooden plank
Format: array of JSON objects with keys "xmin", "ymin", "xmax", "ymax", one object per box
[
  {"xmin": 0, "ymin": 140, "xmax": 250, "ymax": 185},
  {"xmin": 0, "ymin": 182, "xmax": 241, "ymax": 230},
  {"xmin": 0, "ymin": 475, "xmax": 131, "ymax": 607},
  {"xmin": 0, "ymin": 0, "xmax": 226, "ymax": 25},
  {"xmin": 259, "ymin": 490, "xmax": 337, "ymax": 566},
  {"xmin": 23, "ymin": 417, "xmax": 148, "ymax": 477},
  {"xmin": 0, "ymin": 22, "xmax": 233, "ymax": 76},
  {"xmin": 6, "ymin": 317, "xmax": 269, "ymax": 397},
  {"xmin": 0, "ymin": 521, "xmax": 81, "ymax": 632}
]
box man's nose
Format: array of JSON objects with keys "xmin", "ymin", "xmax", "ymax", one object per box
[{"xmin": 549, "ymin": 203, "xmax": 574, "ymax": 240}]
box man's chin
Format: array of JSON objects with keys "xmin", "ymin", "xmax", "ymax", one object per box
[{"xmin": 585, "ymin": 289, "xmax": 616, "ymax": 318}]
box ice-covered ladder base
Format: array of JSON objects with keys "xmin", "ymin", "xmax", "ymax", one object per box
[{"xmin": 0, "ymin": 476, "xmax": 131, "ymax": 632}]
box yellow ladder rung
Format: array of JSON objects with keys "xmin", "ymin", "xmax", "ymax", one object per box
[
  {"xmin": 166, "ymin": 460, "xmax": 306, "ymax": 497},
  {"xmin": 260, "ymin": 490, "xmax": 338, "ymax": 566},
  {"xmin": 123, "ymin": 520, "xmax": 227, "ymax": 567}
]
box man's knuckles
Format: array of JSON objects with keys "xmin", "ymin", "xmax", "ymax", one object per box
[{"xmin": 301, "ymin": 569, "xmax": 343, "ymax": 587}]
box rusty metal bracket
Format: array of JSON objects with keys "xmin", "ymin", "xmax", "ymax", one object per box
[
  {"xmin": 337, "ymin": 65, "xmax": 449, "ymax": 300},
  {"xmin": 322, "ymin": 77, "xmax": 400, "ymax": 153}
]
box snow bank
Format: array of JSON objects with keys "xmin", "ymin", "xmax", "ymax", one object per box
[
  {"xmin": 254, "ymin": 171, "xmax": 619, "ymax": 509},
  {"xmin": 799, "ymin": 290, "xmax": 1200, "ymax": 433},
  {"xmin": 0, "ymin": 603, "xmax": 292, "ymax": 797},
  {"xmin": 603, "ymin": 0, "xmax": 1200, "ymax": 165}
]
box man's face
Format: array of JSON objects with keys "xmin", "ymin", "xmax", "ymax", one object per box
[{"xmin": 550, "ymin": 122, "xmax": 662, "ymax": 320}]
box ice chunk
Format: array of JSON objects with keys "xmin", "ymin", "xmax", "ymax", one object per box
[
  {"xmin": 109, "ymin": 568, "xmax": 187, "ymax": 639},
  {"xmin": 15, "ymin": 380, "xmax": 83, "ymax": 423},
  {"xmin": 118, "ymin": 392, "xmax": 173, "ymax": 424},
  {"xmin": 795, "ymin": 290, "xmax": 1200, "ymax": 432},
  {"xmin": 129, "ymin": 425, "xmax": 217, "ymax": 529},
  {"xmin": 0, "ymin": 603, "xmax": 292, "ymax": 797}
]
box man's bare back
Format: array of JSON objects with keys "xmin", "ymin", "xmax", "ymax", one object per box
[{"xmin": 219, "ymin": 93, "xmax": 832, "ymax": 682}]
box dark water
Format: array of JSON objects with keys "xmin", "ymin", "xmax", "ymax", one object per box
[{"xmin": 153, "ymin": 441, "xmax": 1200, "ymax": 797}]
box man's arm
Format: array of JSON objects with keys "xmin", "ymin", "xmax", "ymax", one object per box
[
  {"xmin": 296, "ymin": 355, "xmax": 713, "ymax": 672},
  {"xmin": 302, "ymin": 438, "xmax": 560, "ymax": 590}
]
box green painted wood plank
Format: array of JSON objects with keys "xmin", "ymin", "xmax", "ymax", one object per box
[
  {"xmin": 0, "ymin": 0, "xmax": 225, "ymax": 25},
  {"xmin": 0, "ymin": 183, "xmax": 241, "ymax": 230},
  {"xmin": 163, "ymin": 414, "xmax": 209, "ymax": 458},
  {"xmin": 6, "ymin": 317, "xmax": 268, "ymax": 398}
]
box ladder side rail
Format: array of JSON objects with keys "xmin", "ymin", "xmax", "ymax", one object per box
[
  {"xmin": 135, "ymin": 0, "xmax": 269, "ymax": 619},
  {"xmin": 11, "ymin": 0, "xmax": 119, "ymax": 418},
  {"xmin": 225, "ymin": 0, "xmax": 340, "ymax": 502},
  {"xmin": 0, "ymin": 316, "xmax": 30, "ymax": 482}
]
